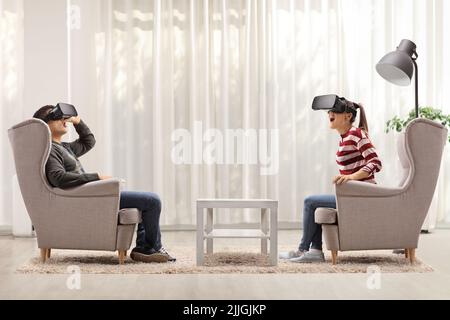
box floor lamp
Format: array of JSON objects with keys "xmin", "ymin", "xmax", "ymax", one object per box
[{"xmin": 376, "ymin": 39, "xmax": 419, "ymax": 118}]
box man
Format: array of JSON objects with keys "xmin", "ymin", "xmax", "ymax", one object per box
[{"xmin": 33, "ymin": 105, "xmax": 175, "ymax": 263}]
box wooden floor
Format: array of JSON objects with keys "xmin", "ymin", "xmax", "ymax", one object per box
[{"xmin": 1, "ymin": 230, "xmax": 450, "ymax": 300}]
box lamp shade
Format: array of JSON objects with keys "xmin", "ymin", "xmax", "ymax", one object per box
[{"xmin": 376, "ymin": 39, "xmax": 417, "ymax": 86}]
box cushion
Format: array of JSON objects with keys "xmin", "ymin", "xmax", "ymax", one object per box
[
  {"xmin": 315, "ymin": 208, "xmax": 337, "ymax": 224},
  {"xmin": 119, "ymin": 208, "xmax": 142, "ymax": 225}
]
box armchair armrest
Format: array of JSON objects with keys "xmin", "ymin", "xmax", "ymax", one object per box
[
  {"xmin": 51, "ymin": 178, "xmax": 123, "ymax": 198},
  {"xmin": 336, "ymin": 180, "xmax": 403, "ymax": 198}
]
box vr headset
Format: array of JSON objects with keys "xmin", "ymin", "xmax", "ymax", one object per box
[
  {"xmin": 44, "ymin": 103, "xmax": 78, "ymax": 123},
  {"xmin": 312, "ymin": 94, "xmax": 358, "ymax": 117}
]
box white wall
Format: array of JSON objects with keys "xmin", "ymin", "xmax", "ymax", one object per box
[{"xmin": 0, "ymin": 0, "xmax": 24, "ymax": 227}]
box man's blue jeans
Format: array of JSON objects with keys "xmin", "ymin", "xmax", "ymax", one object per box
[
  {"xmin": 299, "ymin": 194, "xmax": 336, "ymax": 251},
  {"xmin": 120, "ymin": 191, "xmax": 162, "ymax": 251}
]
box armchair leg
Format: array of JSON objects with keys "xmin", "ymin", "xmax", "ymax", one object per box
[
  {"xmin": 404, "ymin": 248, "xmax": 409, "ymax": 259},
  {"xmin": 40, "ymin": 248, "xmax": 48, "ymax": 263},
  {"xmin": 46, "ymin": 249, "xmax": 51, "ymax": 259},
  {"xmin": 408, "ymin": 248, "xmax": 416, "ymax": 264},
  {"xmin": 331, "ymin": 250, "xmax": 338, "ymax": 265},
  {"xmin": 118, "ymin": 250, "xmax": 126, "ymax": 265}
]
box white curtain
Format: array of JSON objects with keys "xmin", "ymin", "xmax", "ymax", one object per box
[
  {"xmin": 0, "ymin": 0, "xmax": 23, "ymax": 227},
  {"xmin": 66, "ymin": 0, "xmax": 450, "ymax": 227},
  {"xmin": 1, "ymin": 0, "xmax": 449, "ymax": 228}
]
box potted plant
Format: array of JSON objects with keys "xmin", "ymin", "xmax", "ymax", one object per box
[
  {"xmin": 386, "ymin": 106, "xmax": 450, "ymax": 232},
  {"xmin": 386, "ymin": 106, "xmax": 450, "ymax": 142}
]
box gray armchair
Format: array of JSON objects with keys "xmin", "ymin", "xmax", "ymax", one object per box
[
  {"xmin": 8, "ymin": 119, "xmax": 141, "ymax": 264},
  {"xmin": 315, "ymin": 118, "xmax": 447, "ymax": 264}
]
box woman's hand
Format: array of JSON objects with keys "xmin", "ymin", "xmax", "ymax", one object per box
[
  {"xmin": 333, "ymin": 174, "xmax": 354, "ymax": 185},
  {"xmin": 99, "ymin": 175, "xmax": 113, "ymax": 180},
  {"xmin": 333, "ymin": 170, "xmax": 371, "ymax": 184}
]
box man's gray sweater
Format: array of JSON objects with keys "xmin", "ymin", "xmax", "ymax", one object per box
[{"xmin": 46, "ymin": 120, "xmax": 100, "ymax": 189}]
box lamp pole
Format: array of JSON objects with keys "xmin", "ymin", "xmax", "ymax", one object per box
[{"xmin": 412, "ymin": 56, "xmax": 419, "ymax": 119}]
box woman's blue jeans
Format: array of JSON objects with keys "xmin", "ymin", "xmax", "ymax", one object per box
[
  {"xmin": 120, "ymin": 191, "xmax": 162, "ymax": 251},
  {"xmin": 299, "ymin": 194, "xmax": 336, "ymax": 251}
]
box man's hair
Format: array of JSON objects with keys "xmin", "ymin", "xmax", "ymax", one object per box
[{"xmin": 33, "ymin": 105, "xmax": 54, "ymax": 123}]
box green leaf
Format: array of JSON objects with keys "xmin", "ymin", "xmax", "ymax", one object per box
[{"xmin": 385, "ymin": 106, "xmax": 450, "ymax": 143}]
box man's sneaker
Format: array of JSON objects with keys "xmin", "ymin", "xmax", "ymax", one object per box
[
  {"xmin": 279, "ymin": 250, "xmax": 306, "ymax": 260},
  {"xmin": 289, "ymin": 250, "xmax": 325, "ymax": 263},
  {"xmin": 158, "ymin": 247, "xmax": 176, "ymax": 262},
  {"xmin": 130, "ymin": 247, "xmax": 169, "ymax": 263}
]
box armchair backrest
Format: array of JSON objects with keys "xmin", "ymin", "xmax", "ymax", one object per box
[
  {"xmin": 396, "ymin": 133, "xmax": 410, "ymax": 187},
  {"xmin": 398, "ymin": 118, "xmax": 447, "ymax": 222},
  {"xmin": 8, "ymin": 119, "xmax": 53, "ymax": 234}
]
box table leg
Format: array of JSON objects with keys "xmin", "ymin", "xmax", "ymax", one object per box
[
  {"xmin": 197, "ymin": 206, "xmax": 204, "ymax": 266},
  {"xmin": 261, "ymin": 208, "xmax": 268, "ymax": 255},
  {"xmin": 270, "ymin": 206, "xmax": 278, "ymax": 266},
  {"xmin": 206, "ymin": 208, "xmax": 213, "ymax": 254}
]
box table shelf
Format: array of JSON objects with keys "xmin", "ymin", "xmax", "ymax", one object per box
[{"xmin": 205, "ymin": 229, "xmax": 269, "ymax": 239}]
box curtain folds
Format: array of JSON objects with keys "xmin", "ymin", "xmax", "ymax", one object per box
[
  {"xmin": 1, "ymin": 0, "xmax": 449, "ymax": 228},
  {"xmin": 67, "ymin": 0, "xmax": 450, "ymax": 227}
]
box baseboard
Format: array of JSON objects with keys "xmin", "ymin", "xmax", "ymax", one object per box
[
  {"xmin": 0, "ymin": 223, "xmax": 299, "ymax": 235},
  {"xmin": 0, "ymin": 225, "xmax": 12, "ymax": 236},
  {"xmin": 161, "ymin": 222, "xmax": 301, "ymax": 231},
  {"xmin": 1, "ymin": 223, "xmax": 448, "ymax": 235},
  {"xmin": 437, "ymin": 222, "xmax": 450, "ymax": 229}
]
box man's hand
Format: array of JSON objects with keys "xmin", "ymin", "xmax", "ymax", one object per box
[
  {"xmin": 99, "ymin": 175, "xmax": 113, "ymax": 180},
  {"xmin": 68, "ymin": 116, "xmax": 81, "ymax": 125},
  {"xmin": 333, "ymin": 174, "xmax": 354, "ymax": 185}
]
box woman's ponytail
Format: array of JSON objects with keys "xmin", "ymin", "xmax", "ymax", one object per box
[{"xmin": 355, "ymin": 103, "xmax": 369, "ymax": 134}]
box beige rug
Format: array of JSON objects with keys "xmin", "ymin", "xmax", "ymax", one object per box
[{"xmin": 17, "ymin": 246, "xmax": 433, "ymax": 274}]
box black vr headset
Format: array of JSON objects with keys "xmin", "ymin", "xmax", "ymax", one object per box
[
  {"xmin": 312, "ymin": 94, "xmax": 358, "ymax": 118},
  {"xmin": 44, "ymin": 103, "xmax": 78, "ymax": 123}
]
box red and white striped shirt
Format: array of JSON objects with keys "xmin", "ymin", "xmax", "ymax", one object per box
[{"xmin": 336, "ymin": 127, "xmax": 382, "ymax": 183}]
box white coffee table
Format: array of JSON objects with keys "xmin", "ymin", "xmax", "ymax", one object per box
[{"xmin": 196, "ymin": 199, "xmax": 278, "ymax": 266}]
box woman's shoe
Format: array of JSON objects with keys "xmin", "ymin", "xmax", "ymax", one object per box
[
  {"xmin": 279, "ymin": 249, "xmax": 306, "ymax": 259},
  {"xmin": 289, "ymin": 250, "xmax": 325, "ymax": 263}
]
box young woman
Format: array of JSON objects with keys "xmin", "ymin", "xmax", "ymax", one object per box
[{"xmin": 280, "ymin": 99, "xmax": 382, "ymax": 263}]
